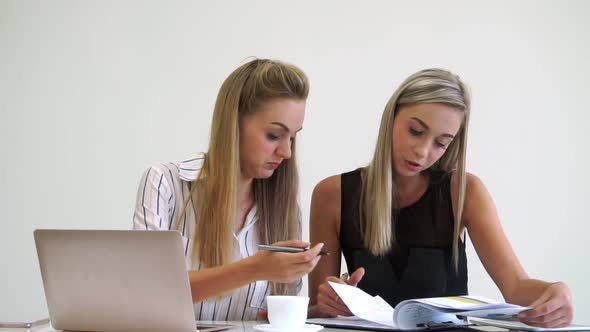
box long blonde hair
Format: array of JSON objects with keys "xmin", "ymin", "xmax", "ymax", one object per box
[
  {"xmin": 360, "ymin": 68, "xmax": 471, "ymax": 268},
  {"xmin": 178, "ymin": 59, "xmax": 308, "ymax": 294}
]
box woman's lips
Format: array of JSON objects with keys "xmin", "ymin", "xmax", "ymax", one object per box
[{"xmin": 405, "ymin": 160, "xmax": 421, "ymax": 172}]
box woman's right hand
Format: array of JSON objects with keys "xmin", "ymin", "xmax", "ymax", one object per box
[
  {"xmin": 316, "ymin": 267, "xmax": 365, "ymax": 317},
  {"xmin": 251, "ymin": 240, "xmax": 324, "ymax": 283}
]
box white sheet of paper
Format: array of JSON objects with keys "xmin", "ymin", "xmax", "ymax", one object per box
[{"xmin": 328, "ymin": 281, "xmax": 396, "ymax": 327}]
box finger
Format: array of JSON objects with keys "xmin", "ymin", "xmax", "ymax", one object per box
[
  {"xmin": 522, "ymin": 315, "xmax": 569, "ymax": 329},
  {"xmin": 326, "ymin": 276, "xmax": 345, "ymax": 284},
  {"xmin": 296, "ymin": 255, "xmax": 322, "ymax": 276},
  {"xmin": 272, "ymin": 239, "xmax": 310, "ymax": 248},
  {"xmin": 519, "ymin": 307, "xmax": 566, "ymax": 326},
  {"xmin": 291, "ymin": 243, "xmax": 325, "ymax": 263},
  {"xmin": 308, "ymin": 254, "xmax": 322, "ymax": 270},
  {"xmin": 543, "ymin": 317, "xmax": 570, "ymax": 329},
  {"xmin": 325, "ymin": 275, "xmax": 347, "ymax": 289},
  {"xmin": 317, "ymin": 292, "xmax": 353, "ymax": 316},
  {"xmin": 307, "ymin": 243, "xmax": 326, "ymax": 258},
  {"xmin": 347, "ymin": 267, "xmax": 365, "ymax": 287},
  {"xmin": 316, "ymin": 301, "xmax": 339, "ymax": 318},
  {"xmin": 318, "ymin": 283, "xmax": 348, "ymax": 311},
  {"xmin": 519, "ymin": 298, "xmax": 560, "ymax": 319},
  {"xmin": 526, "ymin": 290, "xmax": 552, "ymax": 311},
  {"xmin": 318, "ymin": 281, "xmax": 353, "ymax": 314},
  {"xmin": 317, "ymin": 283, "xmax": 337, "ymax": 303}
]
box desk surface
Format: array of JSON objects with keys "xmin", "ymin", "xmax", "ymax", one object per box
[{"xmin": 0, "ymin": 320, "xmax": 486, "ymax": 332}]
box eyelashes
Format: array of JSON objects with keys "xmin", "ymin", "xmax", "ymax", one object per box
[
  {"xmin": 410, "ymin": 127, "xmax": 422, "ymax": 137},
  {"xmin": 408, "ymin": 127, "xmax": 449, "ymax": 149},
  {"xmin": 435, "ymin": 141, "xmax": 448, "ymax": 149},
  {"xmin": 266, "ymin": 133, "xmax": 296, "ymax": 143},
  {"xmin": 409, "ymin": 127, "xmax": 423, "ymax": 136}
]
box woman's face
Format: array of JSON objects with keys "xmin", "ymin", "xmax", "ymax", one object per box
[
  {"xmin": 239, "ymin": 98, "xmax": 305, "ymax": 180},
  {"xmin": 391, "ymin": 103, "xmax": 463, "ymax": 178}
]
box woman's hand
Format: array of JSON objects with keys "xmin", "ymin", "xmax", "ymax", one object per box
[
  {"xmin": 315, "ymin": 267, "xmax": 365, "ymax": 317},
  {"xmin": 516, "ymin": 282, "xmax": 574, "ymax": 328},
  {"xmin": 250, "ymin": 240, "xmax": 324, "ymax": 283}
]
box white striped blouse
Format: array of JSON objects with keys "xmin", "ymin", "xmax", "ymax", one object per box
[{"xmin": 133, "ymin": 156, "xmax": 295, "ymax": 321}]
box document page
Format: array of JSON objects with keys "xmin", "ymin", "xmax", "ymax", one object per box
[
  {"xmin": 414, "ymin": 296, "xmax": 525, "ymax": 313},
  {"xmin": 329, "ymin": 281, "xmax": 396, "ymax": 327}
]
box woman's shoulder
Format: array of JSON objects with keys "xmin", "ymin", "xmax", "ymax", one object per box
[
  {"xmin": 311, "ymin": 174, "xmax": 342, "ymax": 230},
  {"xmin": 176, "ymin": 155, "xmax": 205, "ymax": 181},
  {"xmin": 312, "ymin": 172, "xmax": 355, "ymax": 214},
  {"xmin": 313, "ymin": 174, "xmax": 341, "ymax": 200},
  {"xmin": 450, "ymin": 171, "xmax": 494, "ymax": 226},
  {"xmin": 449, "ymin": 171, "xmax": 486, "ymax": 193},
  {"xmin": 312, "ymin": 168, "xmax": 364, "ymax": 203},
  {"xmin": 143, "ymin": 155, "xmax": 205, "ymax": 183}
]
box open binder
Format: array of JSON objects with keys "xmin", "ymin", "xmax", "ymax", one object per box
[{"xmin": 306, "ymin": 282, "xmax": 587, "ymax": 331}]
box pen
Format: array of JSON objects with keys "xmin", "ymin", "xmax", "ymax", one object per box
[{"xmin": 258, "ymin": 244, "xmax": 330, "ymax": 256}]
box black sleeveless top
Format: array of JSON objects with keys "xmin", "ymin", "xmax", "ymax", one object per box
[{"xmin": 340, "ymin": 168, "xmax": 468, "ymax": 307}]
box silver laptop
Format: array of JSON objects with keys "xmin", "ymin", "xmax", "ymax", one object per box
[{"xmin": 34, "ymin": 229, "xmax": 195, "ymax": 332}]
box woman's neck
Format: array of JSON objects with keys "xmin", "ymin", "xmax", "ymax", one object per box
[
  {"xmin": 237, "ymin": 176, "xmax": 254, "ymax": 210},
  {"xmin": 392, "ymin": 172, "xmax": 429, "ymax": 208},
  {"xmin": 233, "ymin": 176, "xmax": 255, "ymax": 233}
]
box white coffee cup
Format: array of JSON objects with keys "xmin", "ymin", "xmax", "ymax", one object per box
[{"xmin": 266, "ymin": 295, "xmax": 309, "ymax": 328}]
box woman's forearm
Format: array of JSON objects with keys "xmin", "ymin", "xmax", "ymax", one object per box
[
  {"xmin": 504, "ymin": 278, "xmax": 551, "ymax": 306},
  {"xmin": 188, "ymin": 256, "xmax": 262, "ymax": 302}
]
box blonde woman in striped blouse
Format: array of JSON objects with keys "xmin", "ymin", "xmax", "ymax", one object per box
[{"xmin": 133, "ymin": 59, "xmax": 323, "ymax": 321}]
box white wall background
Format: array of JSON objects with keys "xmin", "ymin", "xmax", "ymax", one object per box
[{"xmin": 1, "ymin": 0, "xmax": 589, "ymax": 323}]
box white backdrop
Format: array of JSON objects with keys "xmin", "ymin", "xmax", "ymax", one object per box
[{"xmin": 1, "ymin": 0, "xmax": 589, "ymax": 323}]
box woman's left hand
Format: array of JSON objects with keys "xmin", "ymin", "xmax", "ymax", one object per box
[{"xmin": 516, "ymin": 282, "xmax": 574, "ymax": 328}]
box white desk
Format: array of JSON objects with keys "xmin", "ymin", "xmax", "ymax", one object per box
[{"xmin": 0, "ymin": 320, "xmax": 475, "ymax": 332}]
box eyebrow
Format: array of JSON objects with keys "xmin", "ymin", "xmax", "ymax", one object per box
[
  {"xmin": 410, "ymin": 117, "xmax": 455, "ymax": 139},
  {"xmin": 270, "ymin": 122, "xmax": 303, "ymax": 133}
]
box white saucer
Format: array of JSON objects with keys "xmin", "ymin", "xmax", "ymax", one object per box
[{"xmin": 253, "ymin": 323, "xmax": 324, "ymax": 332}]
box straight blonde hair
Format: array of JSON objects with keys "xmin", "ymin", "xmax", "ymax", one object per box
[
  {"xmin": 360, "ymin": 68, "xmax": 471, "ymax": 269},
  {"xmin": 178, "ymin": 59, "xmax": 309, "ymax": 295}
]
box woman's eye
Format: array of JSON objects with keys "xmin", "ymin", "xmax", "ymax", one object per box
[
  {"xmin": 435, "ymin": 140, "xmax": 449, "ymax": 149},
  {"xmin": 266, "ymin": 133, "xmax": 280, "ymax": 141},
  {"xmin": 409, "ymin": 127, "xmax": 422, "ymax": 136}
]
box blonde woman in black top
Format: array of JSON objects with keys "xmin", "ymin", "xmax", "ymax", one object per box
[{"xmin": 308, "ymin": 69, "xmax": 573, "ymax": 328}]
